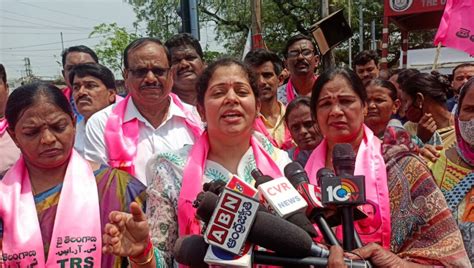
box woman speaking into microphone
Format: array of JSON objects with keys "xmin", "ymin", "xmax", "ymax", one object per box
[
  {"xmin": 102, "ymin": 58, "xmax": 292, "ymax": 267},
  {"xmin": 305, "ymin": 68, "xmax": 469, "ymax": 267}
]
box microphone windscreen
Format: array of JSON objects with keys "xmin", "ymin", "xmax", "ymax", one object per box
[
  {"xmin": 195, "ymin": 192, "xmax": 219, "ymax": 223},
  {"xmin": 173, "ymin": 235, "xmax": 209, "ymax": 268},
  {"xmin": 284, "ymin": 161, "xmax": 309, "ymax": 186},
  {"xmin": 254, "ymin": 175, "xmax": 272, "ymax": 188},
  {"xmin": 332, "ymin": 143, "xmax": 355, "ymax": 160},
  {"xmin": 202, "ymin": 179, "xmax": 226, "ymax": 195},
  {"xmin": 332, "ymin": 143, "xmax": 356, "ymax": 175},
  {"xmin": 316, "ymin": 168, "xmax": 335, "ymax": 180},
  {"xmin": 248, "ymin": 211, "xmax": 314, "ymax": 257},
  {"xmin": 286, "ymin": 212, "xmax": 318, "ymax": 238},
  {"xmin": 251, "ymin": 168, "xmax": 264, "ymax": 180}
]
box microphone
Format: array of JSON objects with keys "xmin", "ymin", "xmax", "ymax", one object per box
[
  {"xmin": 251, "ymin": 169, "xmax": 318, "ymax": 237},
  {"xmin": 285, "ymin": 162, "xmax": 341, "ymax": 246},
  {"xmin": 173, "ymin": 235, "xmax": 209, "ymax": 268},
  {"xmin": 328, "ymin": 143, "xmax": 366, "ymax": 250},
  {"xmin": 196, "ymin": 190, "xmax": 329, "ymax": 258},
  {"xmin": 173, "ymin": 235, "xmax": 369, "ymax": 268}
]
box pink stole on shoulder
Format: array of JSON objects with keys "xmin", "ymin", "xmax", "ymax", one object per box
[
  {"xmin": 253, "ymin": 117, "xmax": 293, "ymax": 150},
  {"xmin": 304, "ymin": 125, "xmax": 391, "ymax": 249},
  {"xmin": 0, "ymin": 150, "xmax": 102, "ymax": 267},
  {"xmin": 62, "ymin": 86, "xmax": 72, "ymax": 102},
  {"xmin": 177, "ymin": 131, "xmax": 283, "ymax": 237},
  {"xmin": 0, "ymin": 118, "xmax": 8, "ymax": 135},
  {"xmin": 285, "ymin": 75, "xmax": 318, "ymax": 104},
  {"xmin": 104, "ymin": 94, "xmax": 202, "ymax": 177}
]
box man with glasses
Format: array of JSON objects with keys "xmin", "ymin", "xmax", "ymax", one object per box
[
  {"xmin": 277, "ymin": 34, "xmax": 320, "ymax": 105},
  {"xmin": 84, "ymin": 38, "xmax": 202, "ymax": 185}
]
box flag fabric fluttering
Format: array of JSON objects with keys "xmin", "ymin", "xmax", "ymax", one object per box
[{"xmin": 434, "ymin": 0, "xmax": 474, "ymax": 56}]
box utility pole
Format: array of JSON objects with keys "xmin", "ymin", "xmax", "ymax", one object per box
[
  {"xmin": 348, "ymin": 0, "xmax": 352, "ymax": 67},
  {"xmin": 60, "ymin": 32, "xmax": 64, "ymax": 51},
  {"xmin": 189, "ymin": 0, "xmax": 199, "ymax": 40},
  {"xmin": 359, "ymin": 0, "xmax": 364, "ymax": 52},
  {"xmin": 24, "ymin": 57, "xmax": 33, "ymax": 82},
  {"xmin": 371, "ymin": 20, "xmax": 376, "ymax": 50},
  {"xmin": 250, "ymin": 0, "xmax": 264, "ymax": 49},
  {"xmin": 321, "ymin": 0, "xmax": 335, "ymax": 70}
]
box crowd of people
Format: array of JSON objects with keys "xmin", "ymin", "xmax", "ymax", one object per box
[{"xmin": 0, "ymin": 32, "xmax": 473, "ymax": 267}]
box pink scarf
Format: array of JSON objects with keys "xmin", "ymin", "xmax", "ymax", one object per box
[
  {"xmin": 0, "ymin": 118, "xmax": 7, "ymax": 135},
  {"xmin": 177, "ymin": 131, "xmax": 283, "ymax": 237},
  {"xmin": 104, "ymin": 94, "xmax": 202, "ymax": 176},
  {"xmin": 62, "ymin": 86, "xmax": 72, "ymax": 102},
  {"xmin": 304, "ymin": 125, "xmax": 392, "ymax": 249},
  {"xmin": 285, "ymin": 75, "xmax": 317, "ymax": 104},
  {"xmin": 253, "ymin": 117, "xmax": 293, "ymax": 150},
  {"xmin": 0, "ymin": 150, "xmax": 102, "ymax": 267}
]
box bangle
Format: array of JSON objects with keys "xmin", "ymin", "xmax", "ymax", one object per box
[{"xmin": 129, "ymin": 238, "xmax": 154, "ymax": 266}]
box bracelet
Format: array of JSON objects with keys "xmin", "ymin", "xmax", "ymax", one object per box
[{"xmin": 129, "ymin": 238, "xmax": 154, "ymax": 266}]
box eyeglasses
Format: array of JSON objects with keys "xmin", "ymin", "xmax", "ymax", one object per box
[
  {"xmin": 128, "ymin": 67, "xmax": 169, "ymax": 78},
  {"xmin": 287, "ymin": 49, "xmax": 314, "ymax": 59}
]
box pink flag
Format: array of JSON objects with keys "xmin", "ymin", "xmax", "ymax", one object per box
[{"xmin": 434, "ymin": 0, "xmax": 474, "ymax": 56}]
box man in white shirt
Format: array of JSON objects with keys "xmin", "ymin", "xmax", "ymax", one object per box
[
  {"xmin": 84, "ymin": 38, "xmax": 201, "ymax": 184},
  {"xmin": 69, "ymin": 63, "xmax": 118, "ymax": 156}
]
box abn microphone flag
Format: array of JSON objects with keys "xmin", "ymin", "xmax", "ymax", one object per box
[{"xmin": 434, "ymin": 0, "xmax": 474, "ymax": 56}]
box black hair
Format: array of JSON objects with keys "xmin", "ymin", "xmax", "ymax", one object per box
[
  {"xmin": 284, "ymin": 96, "xmax": 311, "ymax": 124},
  {"xmin": 5, "ymin": 82, "xmax": 73, "ymax": 130},
  {"xmin": 123, "ymin": 37, "xmax": 170, "ymax": 69},
  {"xmin": 165, "ymin": 33, "xmax": 204, "ymax": 59},
  {"xmin": 310, "ymin": 68, "xmax": 367, "ymax": 119},
  {"xmin": 283, "ymin": 34, "xmax": 318, "ymax": 58},
  {"xmin": 0, "ymin": 64, "xmax": 6, "ymax": 84},
  {"xmin": 61, "ymin": 45, "xmax": 98, "ymax": 67},
  {"xmin": 69, "ymin": 63, "xmax": 116, "ymax": 90},
  {"xmin": 401, "ymin": 72, "xmax": 450, "ymax": 105},
  {"xmin": 452, "ymin": 62, "xmax": 474, "ymax": 76},
  {"xmin": 366, "ymin": 79, "xmax": 398, "ymax": 101},
  {"xmin": 396, "ymin": 68, "xmax": 420, "ymax": 89},
  {"xmin": 196, "ymin": 57, "xmax": 259, "ymax": 107},
  {"xmin": 353, "ymin": 50, "xmax": 378, "ymax": 68},
  {"xmin": 458, "ymin": 77, "xmax": 474, "ymax": 114},
  {"xmin": 244, "ymin": 49, "xmax": 283, "ymax": 75}
]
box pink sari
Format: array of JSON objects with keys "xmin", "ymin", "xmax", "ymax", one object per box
[
  {"xmin": 104, "ymin": 94, "xmax": 202, "ymax": 177},
  {"xmin": 304, "ymin": 125, "xmax": 392, "ymax": 249},
  {"xmin": 0, "ymin": 150, "xmax": 101, "ymax": 267}
]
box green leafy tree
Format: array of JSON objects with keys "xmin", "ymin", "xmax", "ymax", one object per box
[
  {"xmin": 125, "ymin": 0, "xmax": 436, "ymax": 68},
  {"xmin": 89, "ymin": 23, "xmax": 140, "ymax": 73}
]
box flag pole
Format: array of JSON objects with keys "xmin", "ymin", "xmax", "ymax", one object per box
[{"xmin": 432, "ymin": 42, "xmax": 442, "ymax": 71}]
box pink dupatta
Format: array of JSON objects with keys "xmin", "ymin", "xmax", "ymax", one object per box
[
  {"xmin": 253, "ymin": 117, "xmax": 293, "ymax": 150},
  {"xmin": 177, "ymin": 131, "xmax": 283, "ymax": 237},
  {"xmin": 0, "ymin": 118, "xmax": 7, "ymax": 135},
  {"xmin": 104, "ymin": 94, "xmax": 202, "ymax": 177},
  {"xmin": 304, "ymin": 125, "xmax": 392, "ymax": 249},
  {"xmin": 0, "ymin": 150, "xmax": 102, "ymax": 267},
  {"xmin": 285, "ymin": 75, "xmax": 318, "ymax": 104}
]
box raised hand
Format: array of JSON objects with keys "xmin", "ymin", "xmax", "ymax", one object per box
[
  {"xmin": 102, "ymin": 202, "xmax": 150, "ymax": 259},
  {"xmin": 417, "ymin": 113, "xmax": 437, "ymax": 143}
]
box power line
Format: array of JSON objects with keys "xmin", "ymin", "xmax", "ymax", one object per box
[
  {"xmin": 16, "ymin": 1, "xmax": 107, "ymax": 24},
  {"xmin": 1, "ymin": 15, "xmax": 90, "ymax": 31},
  {"xmin": 0, "ymin": 8, "xmax": 91, "ymax": 30},
  {"xmin": 0, "ymin": 24, "xmax": 87, "ymax": 31},
  {"xmin": 0, "ymin": 34, "xmax": 112, "ymax": 50},
  {"xmin": 0, "ymin": 32, "xmax": 90, "ymax": 35}
]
